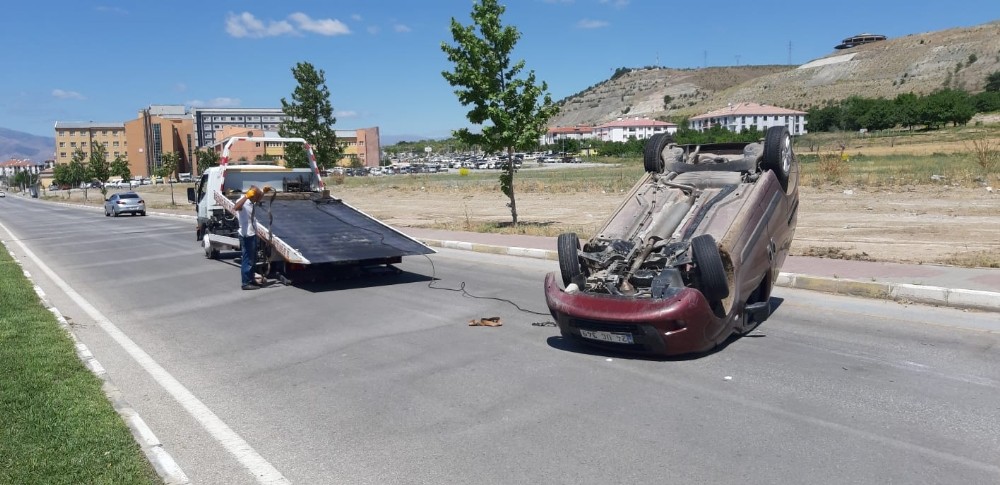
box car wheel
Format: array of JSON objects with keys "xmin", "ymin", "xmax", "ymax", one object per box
[
  {"xmin": 642, "ymin": 133, "xmax": 672, "ymax": 173},
  {"xmin": 140, "ymin": 211, "xmax": 146, "ymax": 216},
  {"xmin": 104, "ymin": 208, "xmax": 110, "ymax": 217},
  {"xmin": 691, "ymin": 234, "xmax": 729, "ymax": 301},
  {"xmin": 203, "ymin": 237, "xmax": 220, "ymax": 260},
  {"xmin": 557, "ymin": 232, "xmax": 583, "ymax": 287},
  {"xmin": 112, "ymin": 208, "xmax": 119, "ymax": 217},
  {"xmin": 761, "ymin": 126, "xmax": 792, "ymax": 192}
]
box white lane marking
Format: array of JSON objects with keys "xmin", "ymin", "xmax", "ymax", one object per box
[{"xmin": 0, "ymin": 220, "xmax": 290, "ymax": 485}]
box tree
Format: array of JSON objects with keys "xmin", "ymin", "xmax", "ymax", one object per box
[
  {"xmin": 894, "ymin": 93, "xmax": 921, "ymax": 130},
  {"xmin": 278, "ymin": 62, "xmax": 342, "ymax": 169},
  {"xmin": 985, "ymin": 71, "xmax": 1000, "ymax": 92},
  {"xmin": 109, "ymin": 155, "xmax": 131, "ymax": 184},
  {"xmin": 87, "ymin": 142, "xmax": 111, "ymax": 197},
  {"xmin": 195, "ymin": 148, "xmax": 219, "ymax": 174},
  {"xmin": 67, "ymin": 149, "xmax": 88, "ymax": 199},
  {"xmin": 441, "ymin": 0, "xmax": 558, "ymax": 225},
  {"xmin": 157, "ymin": 152, "xmax": 179, "ymax": 205}
]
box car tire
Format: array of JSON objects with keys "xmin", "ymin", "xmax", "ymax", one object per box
[
  {"xmin": 203, "ymin": 237, "xmax": 220, "ymax": 260},
  {"xmin": 140, "ymin": 211, "xmax": 146, "ymax": 216},
  {"xmin": 557, "ymin": 232, "xmax": 583, "ymax": 287},
  {"xmin": 642, "ymin": 133, "xmax": 672, "ymax": 173},
  {"xmin": 691, "ymin": 234, "xmax": 729, "ymax": 301},
  {"xmin": 112, "ymin": 208, "xmax": 119, "ymax": 217},
  {"xmin": 104, "ymin": 208, "xmax": 110, "ymax": 217},
  {"xmin": 761, "ymin": 126, "xmax": 792, "ymax": 192}
]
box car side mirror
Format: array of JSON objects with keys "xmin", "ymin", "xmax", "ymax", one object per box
[{"xmin": 186, "ymin": 187, "xmax": 197, "ymax": 204}]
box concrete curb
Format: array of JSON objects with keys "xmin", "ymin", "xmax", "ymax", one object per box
[
  {"xmin": 421, "ymin": 239, "xmax": 1000, "ymax": 313},
  {"xmin": 1, "ymin": 241, "xmax": 191, "ymax": 485}
]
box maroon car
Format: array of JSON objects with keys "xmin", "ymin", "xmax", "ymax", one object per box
[{"xmin": 545, "ymin": 126, "xmax": 799, "ymax": 356}]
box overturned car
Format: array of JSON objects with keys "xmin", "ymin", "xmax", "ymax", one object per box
[{"xmin": 544, "ymin": 126, "xmax": 799, "ymax": 357}]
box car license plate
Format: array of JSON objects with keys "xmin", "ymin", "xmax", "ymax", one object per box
[{"xmin": 579, "ymin": 329, "xmax": 634, "ymax": 344}]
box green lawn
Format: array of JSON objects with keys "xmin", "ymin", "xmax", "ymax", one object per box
[{"xmin": 0, "ymin": 247, "xmax": 160, "ymax": 485}]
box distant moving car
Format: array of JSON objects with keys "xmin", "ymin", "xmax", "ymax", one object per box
[
  {"xmin": 104, "ymin": 192, "xmax": 146, "ymax": 217},
  {"xmin": 0, "ymin": 190, "xmax": 5, "ymax": 198},
  {"xmin": 545, "ymin": 126, "xmax": 800, "ymax": 357}
]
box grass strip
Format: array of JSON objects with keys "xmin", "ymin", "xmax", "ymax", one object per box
[{"xmin": 0, "ymin": 247, "xmax": 160, "ymax": 485}]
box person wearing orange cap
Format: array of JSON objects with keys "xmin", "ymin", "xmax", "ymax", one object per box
[{"xmin": 234, "ymin": 185, "xmax": 266, "ymax": 290}]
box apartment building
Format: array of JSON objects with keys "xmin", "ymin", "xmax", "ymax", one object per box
[
  {"xmin": 688, "ymin": 102, "xmax": 808, "ymax": 135},
  {"xmin": 593, "ymin": 117, "xmax": 677, "ymax": 143},
  {"xmin": 194, "ymin": 108, "xmax": 288, "ymax": 148},
  {"xmin": 53, "ymin": 122, "xmax": 127, "ymax": 165},
  {"xmin": 336, "ymin": 127, "xmax": 380, "ymax": 168},
  {"xmin": 124, "ymin": 105, "xmax": 196, "ymax": 178}
]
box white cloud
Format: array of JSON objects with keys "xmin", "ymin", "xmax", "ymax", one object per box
[
  {"xmin": 288, "ymin": 12, "xmax": 351, "ymax": 36},
  {"xmin": 577, "ymin": 19, "xmax": 609, "ymax": 29},
  {"xmin": 186, "ymin": 97, "xmax": 242, "ymax": 108},
  {"xmin": 52, "ymin": 89, "xmax": 85, "ymax": 100},
  {"xmin": 95, "ymin": 6, "xmax": 128, "ymax": 14},
  {"xmin": 225, "ymin": 12, "xmax": 294, "ymax": 38},
  {"xmin": 335, "ymin": 110, "xmax": 358, "ymax": 118},
  {"xmin": 393, "ymin": 23, "xmax": 412, "ymax": 33},
  {"xmin": 226, "ymin": 11, "xmax": 352, "ymax": 38},
  {"xmin": 367, "ymin": 26, "xmax": 380, "ymax": 35}
]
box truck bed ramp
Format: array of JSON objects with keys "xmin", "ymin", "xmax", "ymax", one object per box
[{"xmin": 260, "ymin": 195, "xmax": 434, "ymax": 265}]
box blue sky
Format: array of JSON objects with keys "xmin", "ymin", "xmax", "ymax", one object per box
[{"xmin": 2, "ymin": 1, "xmax": 998, "ymax": 142}]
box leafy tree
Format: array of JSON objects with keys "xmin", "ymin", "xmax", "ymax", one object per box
[
  {"xmin": 195, "ymin": 148, "xmax": 219, "ymax": 174},
  {"xmin": 87, "ymin": 142, "xmax": 111, "ymax": 196},
  {"xmin": 66, "ymin": 149, "xmax": 88, "ymax": 199},
  {"xmin": 985, "ymin": 71, "xmax": 1000, "ymax": 92},
  {"xmin": 52, "ymin": 163, "xmax": 68, "ymax": 190},
  {"xmin": 972, "ymin": 91, "xmax": 1000, "ymax": 113},
  {"xmin": 807, "ymin": 105, "xmax": 844, "ymax": 132},
  {"xmin": 894, "ymin": 93, "xmax": 921, "ymax": 130},
  {"xmin": 441, "ymin": 0, "xmax": 558, "ymax": 225},
  {"xmin": 157, "ymin": 152, "xmax": 179, "ymax": 205},
  {"xmin": 922, "ymin": 89, "xmax": 974, "ymax": 127},
  {"xmin": 109, "ymin": 155, "xmax": 131, "ymax": 184},
  {"xmin": 279, "ymin": 62, "xmax": 342, "ymax": 169},
  {"xmin": 859, "ymin": 97, "xmax": 897, "ymax": 131}
]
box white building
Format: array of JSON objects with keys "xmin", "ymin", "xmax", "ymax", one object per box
[
  {"xmin": 542, "ymin": 126, "xmax": 595, "ymax": 145},
  {"xmin": 689, "ymin": 102, "xmax": 808, "ymax": 135},
  {"xmin": 0, "ymin": 159, "xmax": 44, "ymax": 179},
  {"xmin": 593, "ymin": 117, "xmax": 677, "ymax": 143}
]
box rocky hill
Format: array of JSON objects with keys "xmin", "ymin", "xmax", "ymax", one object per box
[
  {"xmin": 548, "ymin": 20, "xmax": 1000, "ymax": 127},
  {"xmin": 0, "ymin": 127, "xmax": 54, "ymax": 163}
]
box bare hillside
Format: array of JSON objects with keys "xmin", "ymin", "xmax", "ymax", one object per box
[{"xmin": 549, "ymin": 20, "xmax": 1000, "ymax": 127}]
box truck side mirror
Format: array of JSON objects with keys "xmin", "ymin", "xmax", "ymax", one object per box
[{"xmin": 186, "ymin": 187, "xmax": 197, "ymax": 204}]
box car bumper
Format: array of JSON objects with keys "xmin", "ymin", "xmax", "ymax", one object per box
[{"xmin": 543, "ymin": 272, "xmax": 724, "ymax": 356}]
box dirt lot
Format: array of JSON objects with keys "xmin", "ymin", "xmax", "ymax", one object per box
[{"xmin": 40, "ymin": 179, "xmax": 999, "ymax": 267}]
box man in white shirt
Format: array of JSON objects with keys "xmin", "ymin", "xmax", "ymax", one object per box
[{"xmin": 234, "ymin": 185, "xmax": 268, "ymax": 290}]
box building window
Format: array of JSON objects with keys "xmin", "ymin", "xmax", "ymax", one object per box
[
  {"xmin": 114, "ymin": 152, "xmax": 120, "ymax": 158},
  {"xmin": 103, "ymin": 142, "xmax": 109, "ymax": 147},
  {"xmin": 113, "ymin": 141, "xmax": 119, "ymax": 147},
  {"xmin": 81, "ymin": 142, "xmax": 87, "ymax": 147},
  {"xmin": 59, "ymin": 131, "xmax": 65, "ymax": 137},
  {"xmin": 70, "ymin": 142, "xmax": 77, "ymax": 147},
  {"xmin": 59, "ymin": 142, "xmax": 65, "ymax": 147},
  {"xmin": 60, "ymin": 152, "xmax": 67, "ymax": 158}
]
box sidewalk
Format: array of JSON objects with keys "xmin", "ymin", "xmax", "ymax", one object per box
[{"xmin": 403, "ymin": 227, "xmax": 1000, "ymax": 313}]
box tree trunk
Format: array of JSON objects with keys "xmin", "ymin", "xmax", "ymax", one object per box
[{"xmin": 508, "ymin": 188, "xmax": 518, "ymax": 226}]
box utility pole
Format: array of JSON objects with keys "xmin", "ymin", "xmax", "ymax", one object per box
[
  {"xmin": 735, "ymin": 54, "xmax": 741, "ymax": 66},
  {"xmin": 788, "ymin": 41, "xmax": 793, "ymax": 65},
  {"xmin": 703, "ymin": 50, "xmax": 707, "ymax": 68}
]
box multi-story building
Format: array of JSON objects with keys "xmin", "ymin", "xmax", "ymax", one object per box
[
  {"xmin": 124, "ymin": 105, "xmax": 196, "ymax": 178},
  {"xmin": 593, "ymin": 117, "xmax": 677, "ymax": 143},
  {"xmin": 542, "ymin": 126, "xmax": 595, "ymax": 145},
  {"xmin": 688, "ymin": 102, "xmax": 808, "ymax": 135},
  {"xmin": 194, "ymin": 108, "xmax": 288, "ymax": 149},
  {"xmin": 53, "ymin": 122, "xmax": 127, "ymax": 165},
  {"xmin": 336, "ymin": 127, "xmax": 380, "ymax": 168}
]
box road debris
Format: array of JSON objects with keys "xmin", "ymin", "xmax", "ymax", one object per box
[{"xmin": 469, "ymin": 316, "xmax": 502, "ymax": 327}]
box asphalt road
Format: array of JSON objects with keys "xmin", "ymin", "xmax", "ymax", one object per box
[{"xmin": 2, "ymin": 195, "xmax": 999, "ymax": 484}]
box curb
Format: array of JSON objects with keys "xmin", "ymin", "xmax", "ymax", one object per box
[
  {"xmin": 420, "ymin": 239, "xmax": 1000, "ymax": 313},
  {"xmin": 1, "ymin": 241, "xmax": 191, "ymax": 485}
]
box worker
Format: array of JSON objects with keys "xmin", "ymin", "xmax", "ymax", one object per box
[{"xmin": 234, "ymin": 185, "xmax": 271, "ymax": 290}]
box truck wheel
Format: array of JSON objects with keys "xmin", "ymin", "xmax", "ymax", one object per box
[
  {"xmin": 761, "ymin": 126, "xmax": 792, "ymax": 192},
  {"xmin": 691, "ymin": 234, "xmax": 729, "ymax": 301},
  {"xmin": 557, "ymin": 233, "xmax": 583, "ymax": 287},
  {"xmin": 642, "ymin": 133, "xmax": 672, "ymax": 173}
]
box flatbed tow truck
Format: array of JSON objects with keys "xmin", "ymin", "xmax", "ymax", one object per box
[{"xmin": 187, "ymin": 136, "xmax": 434, "ymax": 283}]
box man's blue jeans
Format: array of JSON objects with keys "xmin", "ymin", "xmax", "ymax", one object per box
[{"xmin": 240, "ymin": 235, "xmax": 258, "ymax": 286}]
